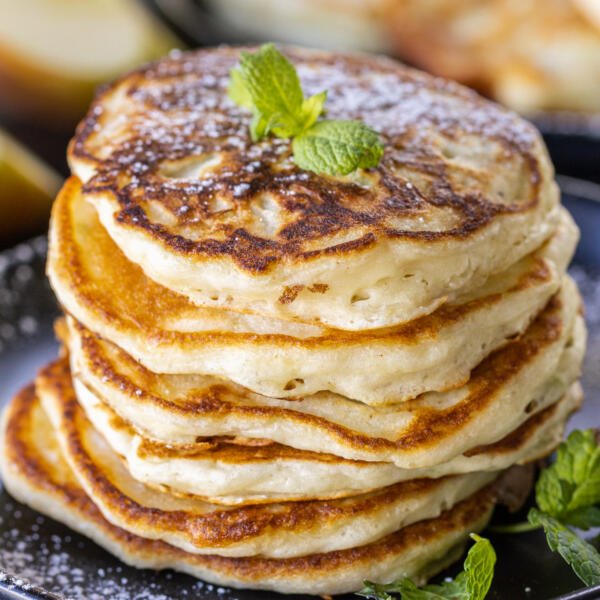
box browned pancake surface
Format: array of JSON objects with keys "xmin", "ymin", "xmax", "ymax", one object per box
[
  {"xmin": 0, "ymin": 383, "xmax": 496, "ymax": 593},
  {"xmin": 70, "ymin": 46, "xmax": 548, "ymax": 273}
]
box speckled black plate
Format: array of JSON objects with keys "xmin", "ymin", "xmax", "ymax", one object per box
[{"xmin": 1, "ymin": 182, "xmax": 599, "ymax": 599}]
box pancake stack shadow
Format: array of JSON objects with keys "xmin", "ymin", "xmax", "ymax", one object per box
[{"xmin": 0, "ymin": 47, "xmax": 588, "ymax": 596}]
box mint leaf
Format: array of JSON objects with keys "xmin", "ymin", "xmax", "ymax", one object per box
[
  {"xmin": 228, "ymin": 44, "xmax": 384, "ymax": 175},
  {"xmin": 250, "ymin": 112, "xmax": 275, "ymax": 143},
  {"xmin": 536, "ymin": 429, "xmax": 600, "ymax": 528},
  {"xmin": 299, "ymin": 90, "xmax": 327, "ymax": 131},
  {"xmin": 528, "ymin": 509, "xmax": 600, "ymax": 587},
  {"xmin": 358, "ymin": 578, "xmax": 451, "ymax": 600},
  {"xmin": 236, "ymin": 43, "xmax": 307, "ymax": 138},
  {"xmin": 358, "ymin": 534, "xmax": 495, "ymax": 600},
  {"xmin": 293, "ymin": 119, "xmax": 384, "ymax": 175},
  {"xmin": 358, "ymin": 581, "xmax": 398, "ymax": 600},
  {"xmin": 228, "ymin": 67, "xmax": 253, "ymax": 109},
  {"xmin": 358, "ymin": 578, "xmax": 464, "ymax": 600},
  {"xmin": 462, "ymin": 535, "xmax": 496, "ymax": 599},
  {"xmin": 562, "ymin": 506, "xmax": 600, "ymax": 530},
  {"xmin": 393, "ymin": 579, "xmax": 458, "ymax": 599}
]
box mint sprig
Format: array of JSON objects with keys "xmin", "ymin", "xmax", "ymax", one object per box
[
  {"xmin": 358, "ymin": 534, "xmax": 496, "ymax": 600},
  {"xmin": 536, "ymin": 429, "xmax": 600, "ymax": 528},
  {"xmin": 293, "ymin": 120, "xmax": 384, "ymax": 176},
  {"xmin": 493, "ymin": 429, "xmax": 600, "ymax": 587},
  {"xmin": 228, "ymin": 43, "xmax": 384, "ymax": 175},
  {"xmin": 528, "ymin": 509, "xmax": 600, "ymax": 586}
]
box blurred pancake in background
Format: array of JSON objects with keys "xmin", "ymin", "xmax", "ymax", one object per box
[
  {"xmin": 389, "ymin": 0, "xmax": 600, "ymax": 114},
  {"xmin": 202, "ymin": 0, "xmax": 391, "ymax": 53},
  {"xmin": 189, "ymin": 0, "xmax": 600, "ymax": 115}
]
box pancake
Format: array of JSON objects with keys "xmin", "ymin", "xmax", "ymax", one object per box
[
  {"xmin": 48, "ymin": 177, "xmax": 577, "ymax": 404},
  {"xmin": 0, "ymin": 386, "xmax": 497, "ymax": 596},
  {"xmin": 389, "ymin": 0, "xmax": 600, "ymax": 113},
  {"xmin": 44, "ymin": 352, "xmax": 582, "ymax": 504},
  {"xmin": 67, "ymin": 46, "xmax": 560, "ymax": 330},
  {"xmin": 27, "ymin": 375, "xmax": 496, "ymax": 560},
  {"xmin": 65, "ymin": 279, "xmax": 585, "ymax": 466}
]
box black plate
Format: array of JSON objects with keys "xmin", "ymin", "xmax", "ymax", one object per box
[
  {"xmin": 0, "ymin": 181, "xmax": 599, "ymax": 600},
  {"xmin": 536, "ymin": 120, "xmax": 600, "ymax": 185}
]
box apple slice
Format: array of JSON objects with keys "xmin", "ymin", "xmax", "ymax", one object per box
[
  {"xmin": 0, "ymin": 128, "xmax": 61, "ymax": 243},
  {"xmin": 0, "ymin": 0, "xmax": 179, "ymax": 126}
]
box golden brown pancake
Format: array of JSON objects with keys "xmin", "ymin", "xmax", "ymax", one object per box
[
  {"xmin": 63, "ymin": 280, "xmax": 585, "ymax": 467},
  {"xmin": 1, "ymin": 383, "xmax": 499, "ymax": 596},
  {"xmin": 67, "ymin": 46, "xmax": 560, "ymax": 329},
  {"xmin": 35, "ymin": 366, "xmax": 500, "ymax": 558},
  {"xmin": 41, "ymin": 352, "xmax": 583, "ymax": 505},
  {"xmin": 48, "ymin": 177, "xmax": 577, "ymax": 404}
]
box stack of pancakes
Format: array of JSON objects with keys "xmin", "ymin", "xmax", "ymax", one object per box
[{"xmin": 0, "ymin": 47, "xmax": 587, "ymax": 595}]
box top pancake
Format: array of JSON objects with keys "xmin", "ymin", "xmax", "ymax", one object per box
[{"xmin": 69, "ymin": 45, "xmax": 560, "ymax": 329}]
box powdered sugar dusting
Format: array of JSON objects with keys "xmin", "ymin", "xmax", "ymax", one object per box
[
  {"xmin": 0, "ymin": 502, "xmax": 243, "ymax": 599},
  {"xmin": 69, "ymin": 46, "xmax": 550, "ymax": 274}
]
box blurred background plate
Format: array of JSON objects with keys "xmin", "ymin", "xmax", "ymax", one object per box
[
  {"xmin": 537, "ymin": 117, "xmax": 600, "ymax": 185},
  {"xmin": 558, "ymin": 175, "xmax": 600, "ymax": 264}
]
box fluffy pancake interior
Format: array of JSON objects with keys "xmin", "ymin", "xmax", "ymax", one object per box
[
  {"xmin": 65, "ymin": 279, "xmax": 586, "ymax": 467},
  {"xmin": 47, "ymin": 177, "xmax": 579, "ymax": 403},
  {"xmin": 42, "ymin": 351, "xmax": 582, "ymax": 505},
  {"xmin": 26, "ymin": 372, "xmax": 499, "ymax": 560}
]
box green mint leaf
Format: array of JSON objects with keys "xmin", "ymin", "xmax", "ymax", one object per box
[
  {"xmin": 357, "ymin": 535, "xmax": 495, "ymax": 600},
  {"xmin": 299, "ymin": 90, "xmax": 327, "ymax": 130},
  {"xmin": 462, "ymin": 535, "xmax": 496, "ymax": 600},
  {"xmin": 393, "ymin": 579, "xmax": 458, "ymax": 599},
  {"xmin": 237, "ymin": 43, "xmax": 307, "ymax": 137},
  {"xmin": 411, "ymin": 579, "xmax": 467, "ymax": 599},
  {"xmin": 536, "ymin": 429, "xmax": 600, "ymax": 526},
  {"xmin": 357, "ymin": 580, "xmax": 396, "ymax": 600},
  {"xmin": 293, "ymin": 119, "xmax": 384, "ymax": 175},
  {"xmin": 528, "ymin": 509, "xmax": 600, "ymax": 586},
  {"xmin": 358, "ymin": 578, "xmax": 454, "ymax": 600},
  {"xmin": 228, "ymin": 67, "xmax": 253, "ymax": 109},
  {"xmin": 250, "ymin": 112, "xmax": 275, "ymax": 142},
  {"xmin": 228, "ymin": 44, "xmax": 384, "ymax": 175},
  {"xmin": 562, "ymin": 506, "xmax": 600, "ymax": 530}
]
